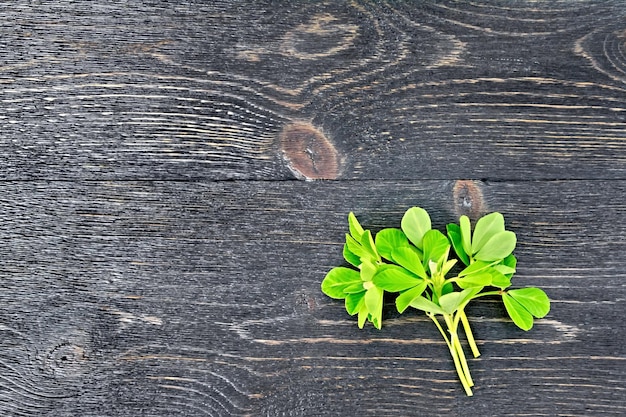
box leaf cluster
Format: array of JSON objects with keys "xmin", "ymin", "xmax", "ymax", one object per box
[
  {"xmin": 321, "ymin": 207, "xmax": 551, "ymax": 395},
  {"xmin": 322, "ymin": 208, "xmax": 549, "ymax": 330}
]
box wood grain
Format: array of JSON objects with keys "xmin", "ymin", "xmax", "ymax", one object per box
[
  {"xmin": 1, "ymin": 1, "xmax": 625, "ymax": 181},
  {"xmin": 1, "ymin": 1, "xmax": 625, "ymax": 416},
  {"xmin": 0, "ymin": 180, "xmax": 624, "ymax": 416}
]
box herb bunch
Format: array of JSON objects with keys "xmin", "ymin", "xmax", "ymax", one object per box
[{"xmin": 321, "ymin": 207, "xmax": 550, "ymax": 396}]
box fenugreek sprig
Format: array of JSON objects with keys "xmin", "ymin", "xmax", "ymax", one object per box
[{"xmin": 321, "ymin": 207, "xmax": 550, "ymax": 396}]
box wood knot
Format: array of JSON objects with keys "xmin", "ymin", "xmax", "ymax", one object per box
[
  {"xmin": 452, "ymin": 180, "xmax": 485, "ymax": 220},
  {"xmin": 279, "ymin": 121, "xmax": 341, "ymax": 180},
  {"xmin": 44, "ymin": 342, "xmax": 88, "ymax": 378}
]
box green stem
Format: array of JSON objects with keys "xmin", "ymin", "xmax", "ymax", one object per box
[
  {"xmin": 432, "ymin": 313, "xmax": 473, "ymax": 396},
  {"xmin": 428, "ymin": 312, "xmax": 450, "ymax": 346},
  {"xmin": 450, "ymin": 339, "xmax": 473, "ymax": 396},
  {"xmin": 471, "ymin": 290, "xmax": 502, "ymax": 298},
  {"xmin": 452, "ymin": 333, "xmax": 474, "ymax": 388},
  {"xmin": 445, "ymin": 314, "xmax": 474, "ymax": 389},
  {"xmin": 459, "ymin": 310, "xmax": 481, "ymax": 358}
]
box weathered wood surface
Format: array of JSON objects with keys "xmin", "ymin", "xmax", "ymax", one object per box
[{"xmin": 1, "ymin": 1, "xmax": 625, "ymax": 416}]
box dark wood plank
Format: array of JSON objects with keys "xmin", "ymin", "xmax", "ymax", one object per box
[
  {"xmin": 1, "ymin": 1, "xmax": 626, "ymax": 181},
  {"xmin": 2, "ymin": 1, "xmax": 626, "ymax": 416},
  {"xmin": 0, "ymin": 180, "xmax": 623, "ymax": 416}
]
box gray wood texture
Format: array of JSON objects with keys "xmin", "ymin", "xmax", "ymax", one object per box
[{"xmin": 1, "ymin": 1, "xmax": 625, "ymax": 416}]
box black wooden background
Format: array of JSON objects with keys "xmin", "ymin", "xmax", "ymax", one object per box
[{"xmin": 1, "ymin": 2, "xmax": 625, "ymax": 416}]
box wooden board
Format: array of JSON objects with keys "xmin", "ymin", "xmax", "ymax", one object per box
[
  {"xmin": 2, "ymin": 1, "xmax": 625, "ymax": 181},
  {"xmin": 1, "ymin": 1, "xmax": 625, "ymax": 416},
  {"xmin": 0, "ymin": 180, "xmax": 624, "ymax": 416}
]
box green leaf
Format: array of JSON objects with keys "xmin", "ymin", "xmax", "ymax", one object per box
[
  {"xmin": 438, "ymin": 288, "xmax": 481, "ymax": 314},
  {"xmin": 502, "ymin": 254, "xmax": 517, "ymax": 277},
  {"xmin": 409, "ymin": 296, "xmax": 447, "ymax": 315},
  {"xmin": 345, "ymin": 292, "xmax": 365, "ymax": 315},
  {"xmin": 427, "ymin": 259, "xmax": 439, "ymax": 276},
  {"xmin": 502, "ymin": 293, "xmax": 534, "ymax": 330},
  {"xmin": 422, "ymin": 229, "xmax": 450, "ymax": 264},
  {"xmin": 359, "ymin": 259, "xmax": 378, "ymax": 282},
  {"xmin": 357, "ymin": 302, "xmax": 368, "ymax": 328},
  {"xmin": 459, "ymin": 215, "xmax": 472, "ymax": 256},
  {"xmin": 345, "ymin": 234, "xmax": 365, "ymax": 258},
  {"xmin": 474, "ymin": 231, "xmax": 516, "ymax": 261},
  {"xmin": 508, "ymin": 288, "xmax": 550, "ymax": 318},
  {"xmin": 343, "ymin": 243, "xmax": 361, "ymax": 267},
  {"xmin": 457, "ymin": 271, "xmax": 492, "ymax": 289},
  {"xmin": 401, "ymin": 207, "xmax": 431, "ymax": 250},
  {"xmin": 348, "ymin": 212, "xmax": 364, "ymax": 241},
  {"xmin": 396, "ymin": 282, "xmax": 428, "ymax": 313},
  {"xmin": 447, "ymin": 224, "xmax": 470, "ymax": 266},
  {"xmin": 343, "ymin": 282, "xmax": 366, "ymax": 294},
  {"xmin": 459, "ymin": 260, "xmax": 492, "ymax": 277},
  {"xmin": 493, "ymin": 264, "xmax": 516, "ymax": 275},
  {"xmin": 460, "ymin": 262, "xmax": 510, "ymax": 289},
  {"xmin": 490, "ymin": 269, "xmax": 511, "ymax": 289},
  {"xmin": 360, "ymin": 230, "xmax": 380, "ymax": 261},
  {"xmin": 321, "ymin": 267, "xmax": 361, "ymax": 299},
  {"xmin": 364, "ymin": 286, "xmax": 384, "ymax": 329},
  {"xmin": 446, "ymin": 222, "xmax": 460, "ymax": 236},
  {"xmin": 438, "ymin": 292, "xmax": 466, "ymax": 314},
  {"xmin": 372, "ymin": 265, "xmax": 423, "ymax": 292},
  {"xmin": 369, "ymin": 314, "xmax": 381, "ymax": 330},
  {"xmin": 471, "ymin": 212, "xmax": 505, "ymax": 254},
  {"xmin": 441, "ymin": 258, "xmax": 458, "ymax": 276},
  {"xmin": 391, "ymin": 246, "xmax": 428, "ymax": 279},
  {"xmin": 441, "ymin": 282, "xmax": 454, "ymax": 295},
  {"xmin": 375, "ymin": 228, "xmax": 409, "ymax": 261}
]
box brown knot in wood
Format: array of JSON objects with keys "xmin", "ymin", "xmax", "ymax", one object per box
[
  {"xmin": 279, "ymin": 121, "xmax": 341, "ymax": 180},
  {"xmin": 453, "ymin": 180, "xmax": 485, "ymax": 221}
]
